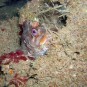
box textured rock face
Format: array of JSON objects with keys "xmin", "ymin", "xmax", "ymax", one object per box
[
  {"xmin": 0, "ymin": 18, "xmax": 20, "ymax": 55},
  {"xmin": 58, "ymin": 28, "xmax": 87, "ymax": 60},
  {"xmin": 31, "ymin": 0, "xmax": 87, "ymax": 87},
  {"xmin": 0, "ymin": 0, "xmax": 87, "ymax": 87}
]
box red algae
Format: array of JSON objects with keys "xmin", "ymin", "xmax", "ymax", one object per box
[
  {"xmin": 0, "ymin": 50, "xmax": 27, "ymax": 65},
  {"xmin": 9, "ymin": 73, "xmax": 28, "ymax": 87},
  {"xmin": 16, "ymin": 50, "xmax": 24, "ymax": 55}
]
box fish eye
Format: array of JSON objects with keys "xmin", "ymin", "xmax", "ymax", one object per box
[{"xmin": 32, "ymin": 29, "xmax": 38, "ymax": 36}]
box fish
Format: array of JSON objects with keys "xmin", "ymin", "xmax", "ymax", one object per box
[{"xmin": 21, "ymin": 20, "xmax": 48, "ymax": 57}]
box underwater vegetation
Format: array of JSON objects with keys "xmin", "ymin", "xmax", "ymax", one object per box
[
  {"xmin": 8, "ymin": 73, "xmax": 29, "ymax": 87},
  {"xmin": 0, "ymin": 50, "xmax": 27, "ymax": 65}
]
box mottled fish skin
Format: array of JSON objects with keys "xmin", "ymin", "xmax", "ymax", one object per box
[
  {"xmin": 21, "ymin": 21, "xmax": 35, "ymax": 56},
  {"xmin": 21, "ymin": 21, "xmax": 48, "ymax": 58}
]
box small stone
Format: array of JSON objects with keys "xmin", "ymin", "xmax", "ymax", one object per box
[
  {"xmin": 72, "ymin": 74, "xmax": 76, "ymax": 77},
  {"xmin": 69, "ymin": 65, "xmax": 73, "ymax": 69}
]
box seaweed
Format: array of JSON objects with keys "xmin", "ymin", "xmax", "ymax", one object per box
[
  {"xmin": 7, "ymin": 73, "xmax": 38, "ymax": 87},
  {"xmin": 0, "ymin": 50, "xmax": 27, "ymax": 65},
  {"xmin": 9, "ymin": 73, "xmax": 28, "ymax": 87}
]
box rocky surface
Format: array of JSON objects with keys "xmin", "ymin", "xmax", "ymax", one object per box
[{"xmin": 0, "ymin": 0, "xmax": 87, "ymax": 87}]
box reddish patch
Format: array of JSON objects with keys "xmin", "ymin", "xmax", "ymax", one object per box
[
  {"xmin": 9, "ymin": 73, "xmax": 28, "ymax": 87},
  {"xmin": 0, "ymin": 50, "xmax": 27, "ymax": 65},
  {"xmin": 1, "ymin": 28, "xmax": 6, "ymax": 31},
  {"xmin": 18, "ymin": 24, "xmax": 23, "ymax": 35},
  {"xmin": 31, "ymin": 22, "xmax": 39, "ymax": 28}
]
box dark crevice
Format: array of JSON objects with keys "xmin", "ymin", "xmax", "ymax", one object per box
[
  {"xmin": 47, "ymin": 1, "xmax": 61, "ymax": 7},
  {"xmin": 50, "ymin": 28, "xmax": 58, "ymax": 32},
  {"xmin": 58, "ymin": 15, "xmax": 67, "ymax": 26},
  {"xmin": 74, "ymin": 52, "xmax": 80, "ymax": 55},
  {"xmin": 44, "ymin": 1, "xmax": 68, "ymax": 27},
  {"xmin": 0, "ymin": 66, "xmax": 4, "ymax": 75},
  {"xmin": 72, "ymin": 58, "xmax": 76, "ymax": 60}
]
